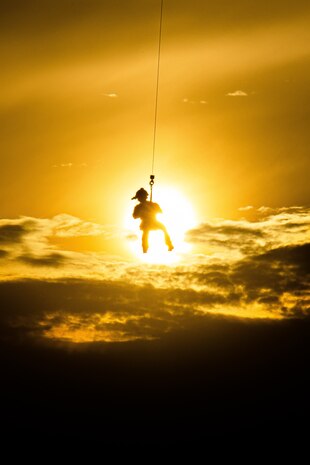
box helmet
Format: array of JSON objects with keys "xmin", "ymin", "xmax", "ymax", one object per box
[{"xmin": 131, "ymin": 188, "xmax": 149, "ymax": 200}]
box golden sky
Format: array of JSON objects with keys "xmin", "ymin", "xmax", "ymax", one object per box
[
  {"xmin": 0, "ymin": 1, "xmax": 310, "ymax": 343},
  {"xmin": 1, "ymin": 0, "xmax": 310, "ymax": 226}
]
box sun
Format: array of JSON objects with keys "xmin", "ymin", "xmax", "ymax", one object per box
[{"xmin": 124, "ymin": 186, "xmax": 196, "ymax": 264}]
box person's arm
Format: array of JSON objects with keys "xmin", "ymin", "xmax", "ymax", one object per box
[
  {"xmin": 154, "ymin": 203, "xmax": 162, "ymax": 214},
  {"xmin": 132, "ymin": 205, "xmax": 141, "ymax": 219}
]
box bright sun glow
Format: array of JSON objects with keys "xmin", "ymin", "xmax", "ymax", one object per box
[{"xmin": 124, "ymin": 186, "xmax": 197, "ymax": 264}]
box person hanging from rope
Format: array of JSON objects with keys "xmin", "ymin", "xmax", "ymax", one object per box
[{"xmin": 131, "ymin": 187, "xmax": 174, "ymax": 253}]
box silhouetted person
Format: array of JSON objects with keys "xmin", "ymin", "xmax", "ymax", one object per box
[{"xmin": 131, "ymin": 188, "xmax": 174, "ymax": 253}]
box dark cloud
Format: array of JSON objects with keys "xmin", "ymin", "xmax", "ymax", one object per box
[
  {"xmin": 0, "ymin": 283, "xmax": 188, "ymax": 348},
  {"xmin": 0, "ymin": 249, "xmax": 8, "ymax": 258},
  {"xmin": 0, "ymin": 223, "xmax": 28, "ymax": 244},
  {"xmin": 0, "ymin": 278, "xmax": 233, "ymax": 343},
  {"xmin": 257, "ymin": 243, "xmax": 310, "ymax": 275},
  {"xmin": 230, "ymin": 243, "xmax": 310, "ymax": 314},
  {"xmin": 17, "ymin": 252, "xmax": 66, "ymax": 267},
  {"xmin": 187, "ymin": 222, "xmax": 264, "ymax": 242},
  {"xmin": 190, "ymin": 269, "xmax": 234, "ymax": 291},
  {"xmin": 181, "ymin": 239, "xmax": 310, "ymax": 318},
  {"xmin": 0, "ymin": 208, "xmax": 308, "ymax": 343},
  {"xmin": 284, "ymin": 222, "xmax": 310, "ymax": 230},
  {"xmin": 0, "ymin": 238, "xmax": 309, "ymax": 345}
]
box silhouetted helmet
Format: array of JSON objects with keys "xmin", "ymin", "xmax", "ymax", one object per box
[{"xmin": 131, "ymin": 188, "xmax": 149, "ymax": 200}]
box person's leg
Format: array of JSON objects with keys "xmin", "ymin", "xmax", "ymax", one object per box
[
  {"xmin": 157, "ymin": 223, "xmax": 174, "ymax": 251},
  {"xmin": 142, "ymin": 229, "xmax": 149, "ymax": 253}
]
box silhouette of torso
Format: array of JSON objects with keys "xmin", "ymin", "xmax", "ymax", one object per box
[{"xmin": 133, "ymin": 201, "xmax": 162, "ymax": 230}]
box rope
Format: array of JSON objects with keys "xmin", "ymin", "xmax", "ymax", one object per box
[{"xmin": 151, "ymin": 0, "xmax": 164, "ymax": 176}]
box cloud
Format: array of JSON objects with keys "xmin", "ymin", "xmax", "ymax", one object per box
[
  {"xmin": 0, "ymin": 234, "xmax": 309, "ymax": 344},
  {"xmin": 0, "ymin": 207, "xmax": 309, "ymax": 343},
  {"xmin": 189, "ymin": 222, "xmax": 264, "ymax": 239},
  {"xmin": 0, "ymin": 215, "xmax": 125, "ymax": 278},
  {"xmin": 182, "ymin": 98, "xmax": 208, "ymax": 104},
  {"xmin": 0, "ymin": 214, "xmax": 119, "ymax": 245},
  {"xmin": 185, "ymin": 218, "xmax": 266, "ymax": 259},
  {"xmin": 18, "ymin": 252, "xmax": 66, "ymax": 267},
  {"xmin": 52, "ymin": 163, "xmax": 88, "ymax": 168},
  {"xmin": 186, "ymin": 206, "xmax": 310, "ymax": 257},
  {"xmin": 0, "ymin": 223, "xmax": 29, "ymax": 244},
  {"xmin": 0, "ymin": 278, "xmax": 206, "ymax": 343},
  {"xmin": 52, "ymin": 163, "xmax": 73, "ymax": 168},
  {"xmin": 51, "ymin": 213, "xmax": 113, "ymax": 238},
  {"xmin": 103, "ymin": 92, "xmax": 118, "ymax": 98},
  {"xmin": 226, "ymin": 90, "xmax": 248, "ymax": 96},
  {"xmin": 256, "ymin": 243, "xmax": 310, "ymax": 276},
  {"xmin": 238, "ymin": 205, "xmax": 254, "ymax": 211},
  {"xmin": 232, "ymin": 242, "xmax": 310, "ymax": 311},
  {"xmin": 257, "ymin": 206, "xmax": 273, "ymax": 213}
]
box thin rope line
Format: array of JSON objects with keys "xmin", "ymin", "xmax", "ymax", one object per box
[{"xmin": 151, "ymin": 0, "xmax": 164, "ymax": 175}]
